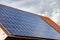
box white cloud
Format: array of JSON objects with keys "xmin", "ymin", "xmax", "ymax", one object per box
[{"xmin": 51, "ymin": 9, "xmax": 60, "ymax": 25}]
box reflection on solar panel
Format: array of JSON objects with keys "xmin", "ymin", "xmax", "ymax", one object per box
[{"xmin": 0, "ymin": 4, "xmax": 60, "ymax": 40}]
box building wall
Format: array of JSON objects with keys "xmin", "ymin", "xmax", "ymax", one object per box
[{"xmin": 0, "ymin": 28, "xmax": 8, "ymax": 40}]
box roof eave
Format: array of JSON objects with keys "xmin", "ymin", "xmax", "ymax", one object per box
[{"xmin": 0, "ymin": 23, "xmax": 11, "ymax": 35}]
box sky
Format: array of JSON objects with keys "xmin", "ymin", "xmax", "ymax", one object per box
[{"xmin": 0, "ymin": 0, "xmax": 60, "ymax": 26}]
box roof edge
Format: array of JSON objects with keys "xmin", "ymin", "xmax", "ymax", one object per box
[
  {"xmin": 0, "ymin": 23, "xmax": 11, "ymax": 35},
  {"xmin": 5, "ymin": 35, "xmax": 56, "ymax": 40},
  {"xmin": 39, "ymin": 16, "xmax": 60, "ymax": 33},
  {"xmin": 0, "ymin": 4, "xmax": 38, "ymax": 16}
]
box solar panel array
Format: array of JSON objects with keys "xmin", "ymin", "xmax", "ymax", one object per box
[{"xmin": 0, "ymin": 5, "xmax": 60, "ymax": 39}]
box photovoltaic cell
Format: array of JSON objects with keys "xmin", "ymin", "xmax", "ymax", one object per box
[{"xmin": 0, "ymin": 5, "xmax": 60, "ymax": 39}]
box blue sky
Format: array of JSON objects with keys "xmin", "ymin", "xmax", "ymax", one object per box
[{"xmin": 0, "ymin": 0, "xmax": 60, "ymax": 25}]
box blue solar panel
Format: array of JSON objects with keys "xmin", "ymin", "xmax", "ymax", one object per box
[{"xmin": 0, "ymin": 5, "xmax": 60, "ymax": 40}]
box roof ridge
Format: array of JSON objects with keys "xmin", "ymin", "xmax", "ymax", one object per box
[
  {"xmin": 0, "ymin": 4, "xmax": 5, "ymax": 6},
  {"xmin": 0, "ymin": 4, "xmax": 38, "ymax": 16}
]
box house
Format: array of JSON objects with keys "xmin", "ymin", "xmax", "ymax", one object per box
[{"xmin": 0, "ymin": 4, "xmax": 60, "ymax": 40}]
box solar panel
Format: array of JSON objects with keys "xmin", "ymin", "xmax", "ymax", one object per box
[{"xmin": 0, "ymin": 5, "xmax": 60, "ymax": 39}]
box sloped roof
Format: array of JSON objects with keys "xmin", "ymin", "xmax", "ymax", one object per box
[
  {"xmin": 0, "ymin": 4, "xmax": 60, "ymax": 40},
  {"xmin": 40, "ymin": 16, "xmax": 60, "ymax": 33}
]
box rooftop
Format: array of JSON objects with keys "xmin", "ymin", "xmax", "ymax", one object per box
[{"xmin": 0, "ymin": 4, "xmax": 60, "ymax": 40}]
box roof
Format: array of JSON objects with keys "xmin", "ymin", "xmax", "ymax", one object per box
[
  {"xmin": 0, "ymin": 4, "xmax": 60, "ymax": 40},
  {"xmin": 40, "ymin": 16, "xmax": 60, "ymax": 33}
]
